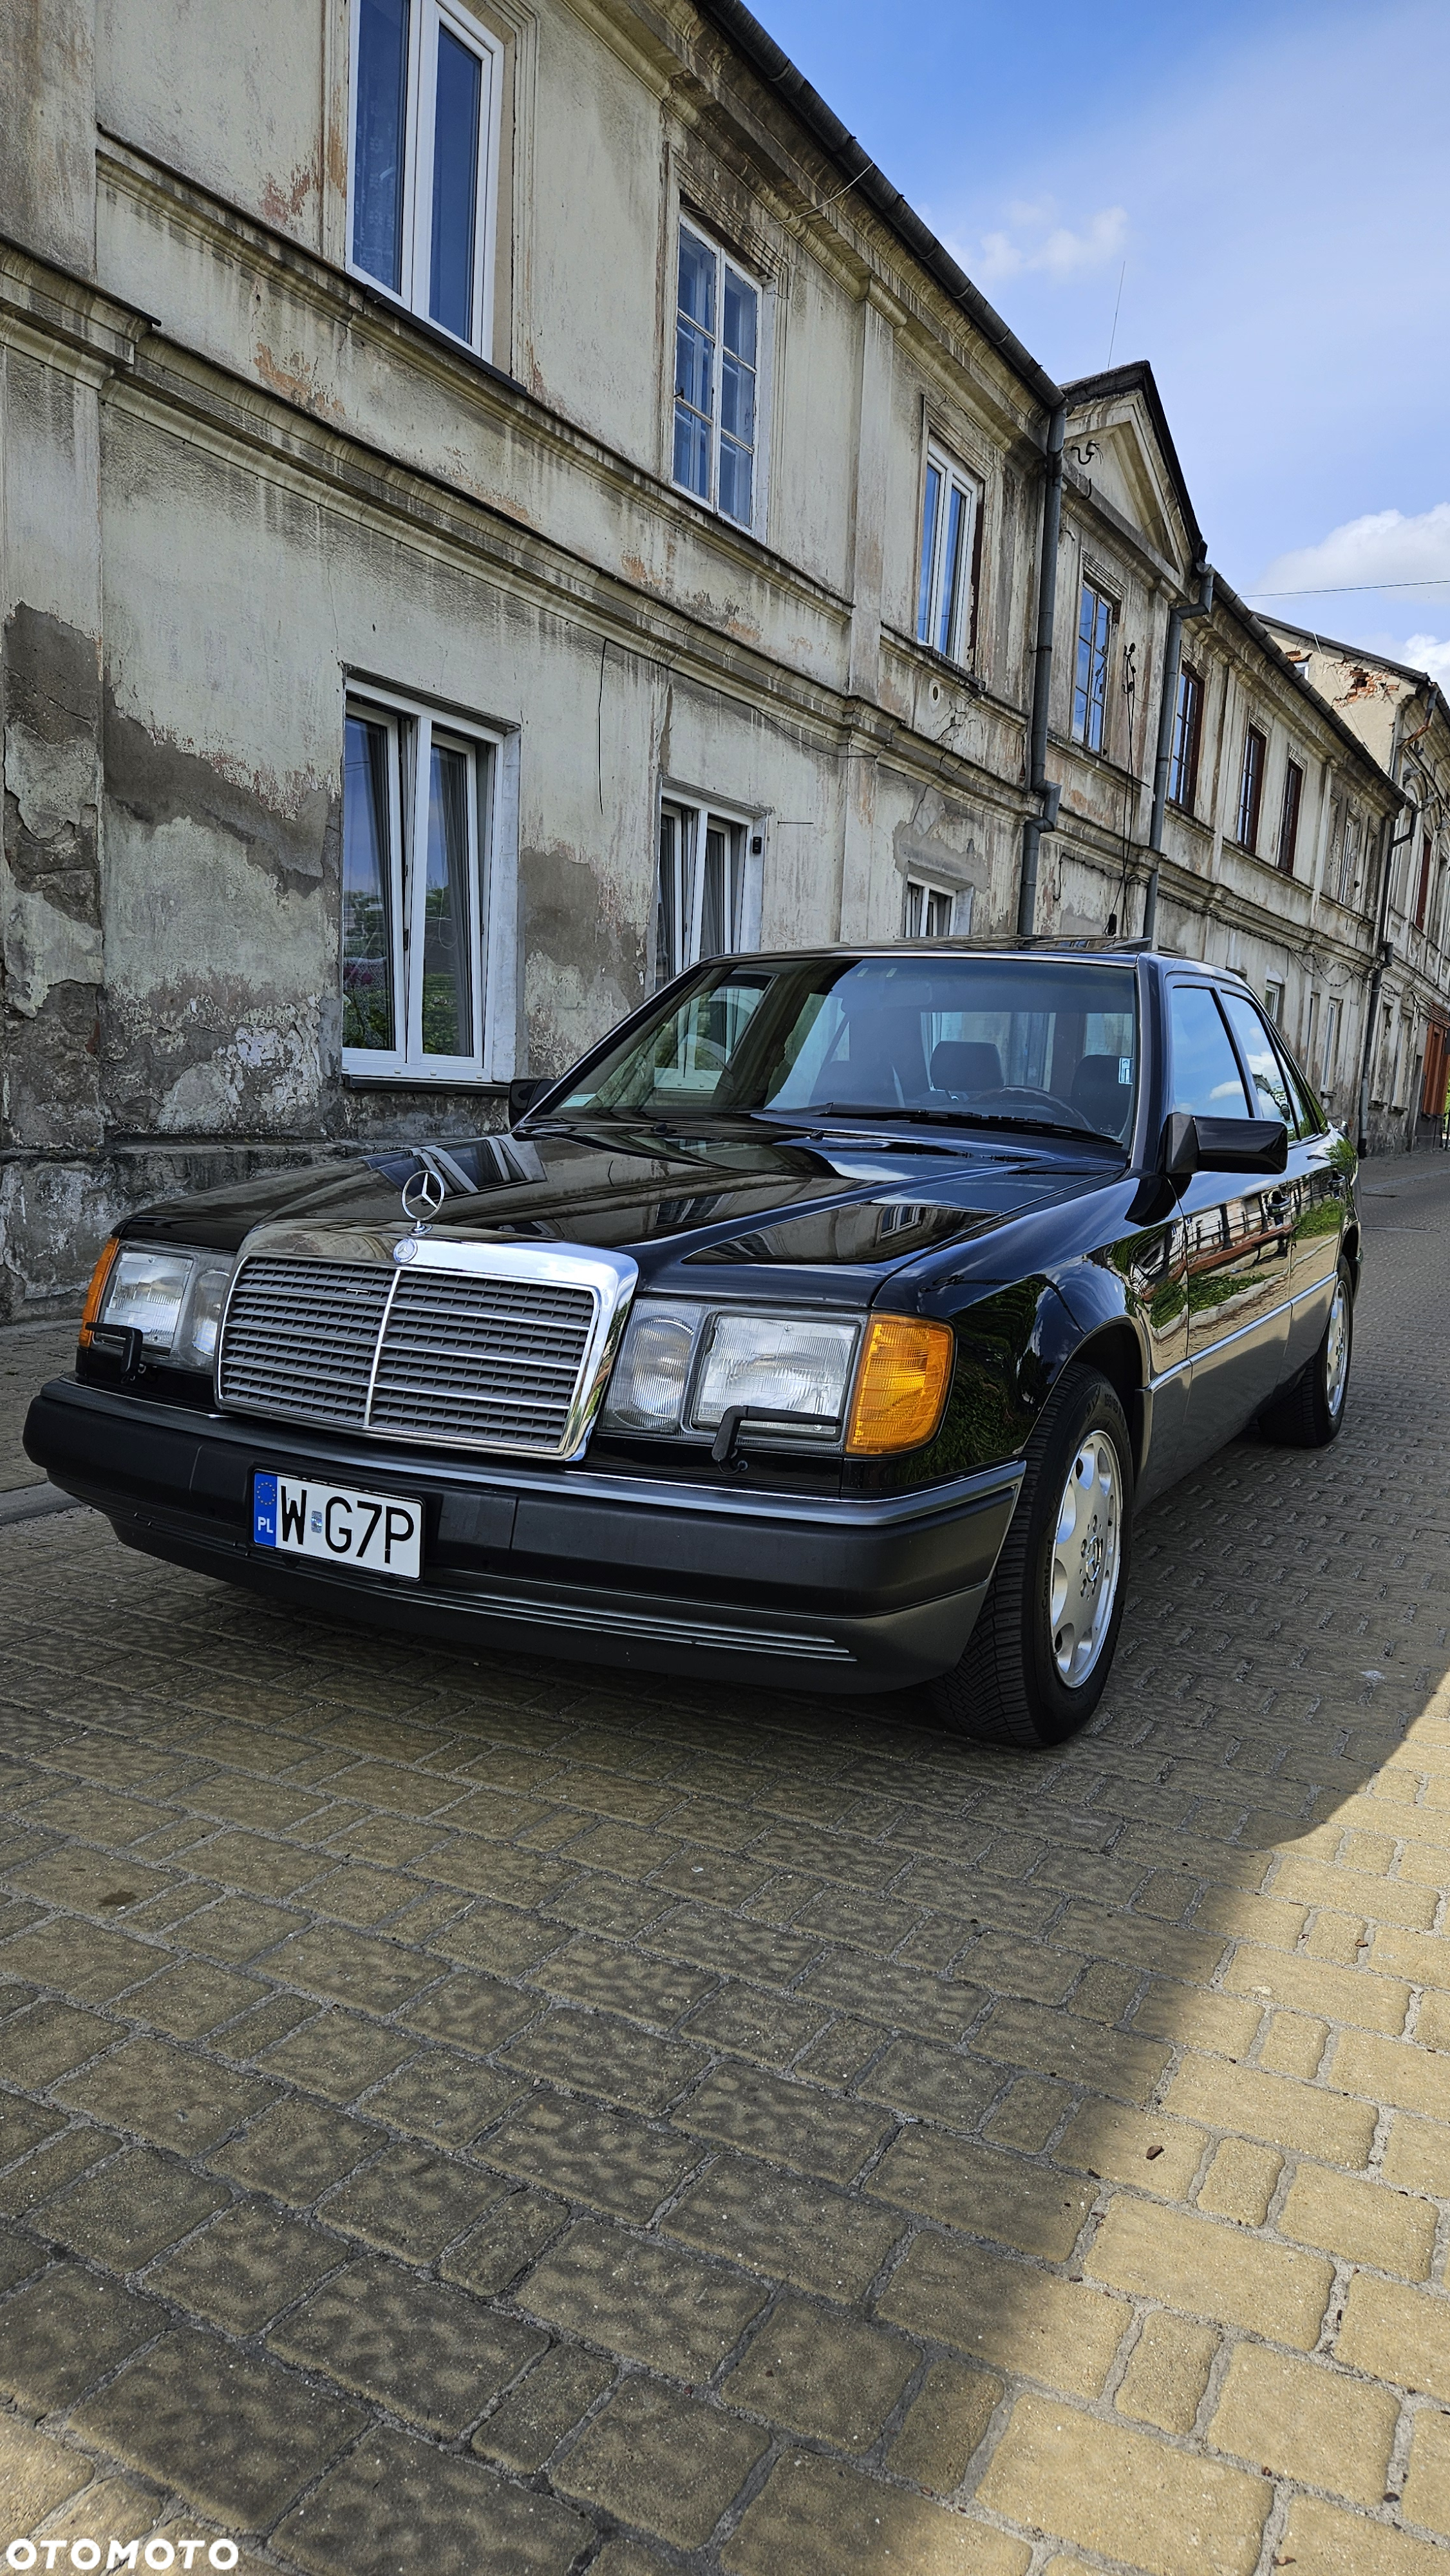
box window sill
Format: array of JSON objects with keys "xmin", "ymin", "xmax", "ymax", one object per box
[{"xmin": 341, "ymin": 1070, "xmax": 508, "ymax": 1094}]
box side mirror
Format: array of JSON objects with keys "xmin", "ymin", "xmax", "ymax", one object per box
[
  {"xmin": 508, "ymin": 1076, "xmax": 551, "ymax": 1126},
  {"xmin": 1162, "ymin": 1113, "xmax": 1288, "ymax": 1179}
]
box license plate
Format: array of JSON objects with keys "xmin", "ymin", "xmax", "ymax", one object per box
[{"xmin": 252, "ymin": 1473, "xmax": 423, "ymax": 1581}]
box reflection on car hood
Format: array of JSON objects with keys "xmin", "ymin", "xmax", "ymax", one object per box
[{"xmin": 119, "ymin": 1118, "xmax": 1119, "ymax": 1291}]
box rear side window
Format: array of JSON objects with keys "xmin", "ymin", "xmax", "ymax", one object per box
[
  {"xmin": 1168, "ymin": 985, "xmax": 1251, "ymax": 1119},
  {"xmin": 1221, "ymin": 992, "xmax": 1295, "ymax": 1126}
]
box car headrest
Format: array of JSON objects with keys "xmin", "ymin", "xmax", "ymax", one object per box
[
  {"xmin": 1071, "ymin": 1052, "xmax": 1133, "ymax": 1134},
  {"xmin": 930, "ymin": 1040, "xmax": 1003, "ymax": 1094}
]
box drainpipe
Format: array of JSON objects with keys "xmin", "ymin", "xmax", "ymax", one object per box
[
  {"xmin": 1143, "ymin": 562, "xmax": 1214, "ymax": 944},
  {"xmin": 1017, "ymin": 401, "xmax": 1066, "ymax": 938},
  {"xmin": 1356, "ymin": 692, "xmax": 1431, "ymax": 1153}
]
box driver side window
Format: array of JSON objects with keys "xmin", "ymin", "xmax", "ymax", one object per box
[
  {"xmin": 1221, "ymin": 992, "xmax": 1294, "ymax": 1126},
  {"xmin": 1169, "ymin": 986, "xmax": 1251, "ymax": 1119}
]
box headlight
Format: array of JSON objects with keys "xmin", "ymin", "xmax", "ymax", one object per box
[
  {"xmin": 81, "ymin": 1238, "xmax": 238, "ymax": 1372},
  {"xmin": 599, "ymin": 1301, "xmax": 954, "ymax": 1457}
]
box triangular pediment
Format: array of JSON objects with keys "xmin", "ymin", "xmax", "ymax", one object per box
[{"xmin": 1062, "ymin": 370, "xmax": 1199, "ymax": 582}]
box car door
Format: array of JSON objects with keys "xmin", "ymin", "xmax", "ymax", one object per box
[
  {"xmin": 1167, "ymin": 980, "xmax": 1293, "ymax": 1468},
  {"xmin": 1219, "ymin": 990, "xmax": 1336, "ymax": 1381}
]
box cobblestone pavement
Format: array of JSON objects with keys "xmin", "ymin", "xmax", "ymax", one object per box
[{"xmin": 3, "ymin": 1157, "xmax": 1450, "ymax": 2576}]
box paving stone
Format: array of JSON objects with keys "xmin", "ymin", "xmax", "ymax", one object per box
[
  {"xmin": 267, "ymin": 1922, "xmax": 442, "ymax": 2013},
  {"xmin": 679, "ymin": 2061, "xmax": 893, "ymax": 2183},
  {"xmin": 6, "ymin": 1848, "xmax": 177, "ymax": 1915},
  {"xmin": 319, "ymin": 2141, "xmax": 500, "ymax": 2260},
  {"xmin": 0, "ymin": 2417, "xmax": 94, "ymax": 2537},
  {"xmin": 359, "ymin": 2048, "xmax": 523, "ymax": 2145},
  {"xmin": 147, "ymin": 2200, "xmax": 346, "ymax": 2331},
  {"xmin": 1196, "ymin": 2136, "xmax": 1283, "ymax": 2227},
  {"xmin": 1277, "ymin": 2492, "xmax": 1447, "ymax": 2575},
  {"xmin": 520, "ymin": 2217, "xmax": 769, "ymax": 2378},
  {"xmin": 1337, "ymin": 2272, "xmax": 1450, "ymax": 2401},
  {"xmin": 210, "ymin": 2097, "xmax": 382, "ymax": 2205},
  {"xmin": 1054, "ymin": 2098, "xmax": 1207, "ymax": 2201},
  {"xmin": 1279, "ymin": 2161, "xmax": 1436, "ymax": 2279},
  {"xmin": 1221, "ymin": 1939, "xmax": 1410, "ymax": 2033},
  {"xmin": 556, "ymin": 2374, "xmax": 767, "ymax": 2547},
  {"xmin": 272, "ymin": 2252, "xmax": 545, "ymax": 2434},
  {"xmin": 877, "ymin": 2234, "xmax": 1128, "ymax": 2396},
  {"xmin": 184, "ymin": 1895, "xmax": 298, "ymax": 1963},
  {"xmin": 483, "ymin": 2092, "xmax": 699, "ymax": 2223},
  {"xmin": 681, "ymin": 1980, "xmax": 827, "ymax": 2065},
  {"xmin": 431, "ymin": 1899, "xmax": 566, "ymax": 1975},
  {"xmin": 257, "ymin": 2007, "xmax": 417, "ymax": 2102},
  {"xmin": 473, "ymin": 2340, "xmax": 615, "ymax": 2470},
  {"xmin": 124, "ymin": 1959, "xmax": 263, "ymax": 2039},
  {"xmin": 979, "ymin": 2391, "xmax": 1270, "ymax": 2575},
  {"xmin": 73, "ymin": 2328, "xmax": 368, "ymax": 2530},
  {"xmin": 663, "ymin": 2152, "xmax": 903, "ymax": 2300},
  {"xmin": 869, "ymin": 2128, "xmax": 1093, "ymax": 2259},
  {"xmin": 42, "ymin": 2145, "xmax": 228, "ymax": 2269},
  {"xmin": 0, "ymin": 2262, "xmax": 161, "ymax": 2409},
  {"xmin": 441, "ymin": 2184, "xmax": 568, "ymax": 2295},
  {"xmin": 1208, "ymin": 2341, "xmax": 1398, "ymax": 2507},
  {"xmin": 271, "ymin": 2422, "xmax": 590, "ymax": 2575},
  {"xmin": 0, "ymin": 2093, "xmax": 64, "ymax": 2170},
  {"xmin": 1382, "ymin": 2110, "xmax": 1450, "ymax": 2195},
  {"xmin": 885, "ymin": 2355, "xmax": 1001, "ymax": 2491},
  {"xmin": 723, "ymin": 2289, "xmax": 918, "ymax": 2449},
  {"xmin": 1401, "ymin": 2404, "xmax": 1450, "ymax": 2540},
  {"xmin": 1115, "ymin": 2310, "xmax": 1218, "ymax": 2434},
  {"xmin": 0, "ymin": 2122, "xmax": 116, "ymax": 2214},
  {"xmin": 722, "ymin": 2452, "xmax": 1026, "ymax": 2575},
  {"xmin": 4, "ymin": 1996, "xmax": 118, "ymax": 2085},
  {"xmin": 1165, "ymin": 2052, "xmax": 1378, "ymax": 2165},
  {"xmin": 55, "ymin": 2034, "xmax": 274, "ymax": 2154},
  {"xmin": 498, "ymin": 2004, "xmax": 706, "ymax": 2114},
  {"xmin": 1088, "ymin": 2193, "xmax": 1333, "ymax": 2347}
]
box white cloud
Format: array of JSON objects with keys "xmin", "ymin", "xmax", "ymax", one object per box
[
  {"xmin": 965, "ymin": 202, "xmax": 1127, "ymax": 287},
  {"xmin": 1255, "ymin": 504, "xmax": 1450, "ymax": 599},
  {"xmin": 1399, "ymin": 634, "xmax": 1450, "ymax": 688}
]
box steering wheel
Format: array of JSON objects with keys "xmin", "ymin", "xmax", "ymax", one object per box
[{"xmin": 960, "ymin": 1085, "xmax": 1093, "ymax": 1129}]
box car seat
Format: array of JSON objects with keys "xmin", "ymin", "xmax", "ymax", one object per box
[
  {"xmin": 930, "ymin": 1040, "xmax": 1004, "ymax": 1095},
  {"xmin": 1069, "ymin": 1052, "xmax": 1133, "ymax": 1137}
]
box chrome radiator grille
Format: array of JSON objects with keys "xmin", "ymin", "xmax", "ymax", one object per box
[{"xmin": 218, "ymin": 1256, "xmax": 601, "ymax": 1457}]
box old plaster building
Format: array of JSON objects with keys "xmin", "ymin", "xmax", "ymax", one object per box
[{"xmin": 1, "ymin": 0, "xmax": 1445, "ymax": 1314}]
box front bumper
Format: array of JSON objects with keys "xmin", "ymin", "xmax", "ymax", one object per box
[{"xmin": 24, "ymin": 1379, "xmax": 1024, "ymax": 1692}]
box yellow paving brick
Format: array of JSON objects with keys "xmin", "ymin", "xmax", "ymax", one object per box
[
  {"xmin": 1257, "ymin": 2009, "xmax": 1330, "ymax": 2078},
  {"xmin": 1401, "ymin": 2404, "xmax": 1450, "ymax": 2540},
  {"xmin": 1131, "ymin": 1981, "xmax": 1263, "ymax": 2058},
  {"xmin": 1398, "ymin": 1841, "xmax": 1450, "ymax": 1891},
  {"xmin": 972, "ymin": 1996, "xmax": 1169, "ymax": 2105},
  {"xmin": 1165, "ymin": 2053, "xmax": 1377, "ymax": 2166},
  {"xmin": 1193, "ymin": 1888, "xmax": 1306, "ymax": 1949},
  {"xmin": 1279, "ymin": 2164, "xmax": 1436, "ymax": 2280},
  {"xmin": 1414, "ymin": 1990, "xmax": 1450, "ymax": 2054},
  {"xmin": 1221, "ymin": 1942, "xmax": 1409, "ymax": 2034},
  {"xmin": 1301, "ymin": 1911, "xmax": 1370, "ymax": 1966},
  {"xmin": 1337, "ymin": 2273, "xmax": 1450, "ymax": 2402},
  {"xmin": 1114, "ymin": 2311, "xmax": 1218, "ymax": 2434},
  {"xmin": 1272, "ymin": 1855, "xmax": 1436, "ymax": 1931},
  {"xmin": 1208, "ymin": 2344, "xmax": 1398, "ymax": 2506},
  {"xmin": 1088, "ymin": 2197, "xmax": 1333, "ymax": 2347},
  {"xmin": 1332, "ymin": 2027, "xmax": 1450, "ymax": 2120},
  {"xmin": 1054, "ymin": 2099, "xmax": 1206, "ymax": 2203},
  {"xmin": 875, "ymin": 2235, "xmax": 1128, "ymax": 2397},
  {"xmin": 1278, "ymin": 2493, "xmax": 1447, "ymax": 2576},
  {"xmin": 1370, "ymin": 1926, "xmax": 1450, "ymax": 1987},
  {"xmin": 1196, "ymin": 2137, "xmax": 1282, "ymax": 2227},
  {"xmin": 976, "ymin": 2392, "xmax": 1270, "ymax": 2576},
  {"xmin": 1382, "ymin": 2111, "xmax": 1450, "ymax": 2196}
]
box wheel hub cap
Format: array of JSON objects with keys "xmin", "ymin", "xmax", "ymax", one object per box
[
  {"xmin": 1050, "ymin": 1430, "xmax": 1123, "ymax": 1689},
  {"xmin": 1324, "ymin": 1281, "xmax": 1349, "ymax": 1419}
]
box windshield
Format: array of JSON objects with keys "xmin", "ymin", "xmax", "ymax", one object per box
[{"xmin": 552, "ymin": 955, "xmax": 1140, "ymax": 1143}]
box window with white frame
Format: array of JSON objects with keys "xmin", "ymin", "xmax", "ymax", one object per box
[
  {"xmin": 916, "ymin": 445, "xmax": 979, "ymax": 664},
  {"xmin": 1264, "ymin": 978, "xmax": 1285, "ymax": 1027},
  {"xmin": 904, "ymin": 880, "xmax": 972, "ymax": 939},
  {"xmin": 672, "ymin": 220, "xmax": 761, "ymax": 530},
  {"xmin": 350, "ymin": 0, "xmax": 502, "ymax": 355},
  {"xmin": 343, "ymin": 687, "xmax": 500, "ymax": 1077},
  {"xmin": 655, "ymin": 797, "xmax": 760, "ymax": 985}
]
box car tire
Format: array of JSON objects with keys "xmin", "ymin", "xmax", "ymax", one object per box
[
  {"xmin": 1257, "ymin": 1258, "xmax": 1353, "ymax": 1449},
  {"xmin": 927, "ymin": 1363, "xmax": 1133, "ymax": 1750}
]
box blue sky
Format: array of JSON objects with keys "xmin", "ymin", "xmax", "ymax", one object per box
[{"xmin": 754, "ymin": 0, "xmax": 1450, "ymax": 682}]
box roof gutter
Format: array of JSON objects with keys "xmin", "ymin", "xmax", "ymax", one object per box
[
  {"xmin": 1017, "ymin": 401, "xmax": 1066, "ymax": 936},
  {"xmin": 692, "ymin": 0, "xmax": 1063, "ymax": 416},
  {"xmin": 1144, "ymin": 564, "xmax": 1214, "ymax": 942}
]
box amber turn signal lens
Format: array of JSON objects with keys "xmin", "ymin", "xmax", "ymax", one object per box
[
  {"xmin": 78, "ymin": 1236, "xmax": 120, "ymax": 1349},
  {"xmin": 844, "ymin": 1315, "xmax": 954, "ymax": 1455}
]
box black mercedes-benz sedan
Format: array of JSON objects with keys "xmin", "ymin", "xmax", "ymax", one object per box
[{"xmin": 25, "ymin": 943, "xmax": 1357, "ymax": 1747}]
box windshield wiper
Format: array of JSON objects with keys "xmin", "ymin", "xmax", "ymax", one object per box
[{"xmin": 815, "ymin": 1103, "xmax": 1127, "ymax": 1153}]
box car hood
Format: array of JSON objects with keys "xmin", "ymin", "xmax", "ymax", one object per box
[{"xmin": 123, "ymin": 1119, "xmax": 1122, "ymax": 1305}]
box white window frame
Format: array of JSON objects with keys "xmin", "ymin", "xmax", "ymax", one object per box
[
  {"xmin": 903, "ymin": 878, "xmax": 972, "ymax": 940},
  {"xmin": 1263, "ymin": 978, "xmax": 1285, "ymax": 1027},
  {"xmin": 915, "ymin": 442, "xmax": 981, "ymax": 667},
  {"xmin": 670, "ymin": 213, "xmax": 766, "ymax": 535},
  {"xmin": 343, "ymin": 682, "xmax": 511, "ymax": 1083},
  {"xmin": 346, "ymin": 0, "xmax": 504, "ymax": 359},
  {"xmin": 654, "ymin": 791, "xmax": 762, "ymax": 986}
]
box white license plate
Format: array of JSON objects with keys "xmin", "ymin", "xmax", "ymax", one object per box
[{"xmin": 252, "ymin": 1472, "xmax": 423, "ymax": 1581}]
